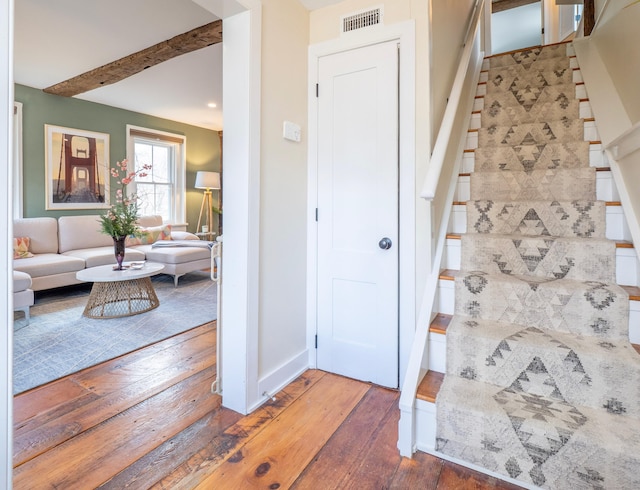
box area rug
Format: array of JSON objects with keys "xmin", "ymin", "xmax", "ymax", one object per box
[
  {"xmin": 13, "ymin": 271, "xmax": 216, "ymax": 394},
  {"xmin": 435, "ymin": 43, "xmax": 640, "ymax": 488}
]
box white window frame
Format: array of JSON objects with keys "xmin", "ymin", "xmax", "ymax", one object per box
[
  {"xmin": 13, "ymin": 102, "xmax": 23, "ymax": 219},
  {"xmin": 126, "ymin": 125, "xmax": 186, "ymax": 225}
]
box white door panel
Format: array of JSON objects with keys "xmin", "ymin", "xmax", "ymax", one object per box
[{"xmin": 316, "ymin": 41, "xmax": 399, "ymax": 388}]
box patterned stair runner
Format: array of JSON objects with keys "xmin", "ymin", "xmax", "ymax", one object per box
[{"xmin": 435, "ymin": 44, "xmax": 640, "ymax": 489}]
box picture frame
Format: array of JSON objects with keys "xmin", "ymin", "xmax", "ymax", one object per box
[{"xmin": 45, "ymin": 124, "xmax": 111, "ymax": 210}]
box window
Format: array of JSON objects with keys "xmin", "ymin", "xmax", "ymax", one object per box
[
  {"xmin": 13, "ymin": 102, "xmax": 23, "ymax": 219},
  {"xmin": 127, "ymin": 125, "xmax": 186, "ymax": 224}
]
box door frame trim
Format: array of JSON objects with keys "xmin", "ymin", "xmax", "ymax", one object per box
[{"xmin": 306, "ymin": 21, "xmax": 416, "ymax": 388}]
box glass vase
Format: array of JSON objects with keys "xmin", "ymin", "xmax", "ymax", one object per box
[{"xmin": 113, "ymin": 236, "xmax": 126, "ymax": 270}]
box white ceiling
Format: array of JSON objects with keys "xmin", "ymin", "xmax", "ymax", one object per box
[
  {"xmin": 14, "ymin": 0, "xmax": 223, "ymax": 130},
  {"xmin": 13, "ymin": 0, "xmax": 345, "ymax": 131}
]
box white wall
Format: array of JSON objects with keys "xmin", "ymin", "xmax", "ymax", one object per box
[
  {"xmin": 257, "ymin": 0, "xmax": 310, "ymax": 395},
  {"xmin": 593, "ymin": 2, "xmax": 640, "ymax": 124},
  {"xmin": 192, "ymin": 0, "xmax": 311, "ymax": 414},
  {"xmin": 492, "ymin": 2, "xmax": 541, "ymax": 54},
  {"xmin": 573, "ymin": 0, "xmax": 640, "ymax": 288},
  {"xmin": 431, "ymin": 0, "xmax": 476, "ymax": 145}
]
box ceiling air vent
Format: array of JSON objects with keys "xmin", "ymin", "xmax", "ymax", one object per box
[{"xmin": 341, "ymin": 7, "xmax": 383, "ymax": 34}]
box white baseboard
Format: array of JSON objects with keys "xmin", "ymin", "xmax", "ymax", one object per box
[{"xmin": 249, "ymin": 349, "xmax": 310, "ymax": 413}]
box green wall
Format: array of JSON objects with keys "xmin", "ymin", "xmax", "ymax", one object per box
[{"xmin": 15, "ymin": 84, "xmax": 221, "ymax": 234}]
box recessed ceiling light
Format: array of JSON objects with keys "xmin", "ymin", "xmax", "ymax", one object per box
[{"xmin": 207, "ymin": 102, "xmax": 217, "ymax": 108}]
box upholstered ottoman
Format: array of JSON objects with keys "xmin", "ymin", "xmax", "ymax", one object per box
[{"xmin": 14, "ymin": 270, "xmax": 34, "ymax": 323}]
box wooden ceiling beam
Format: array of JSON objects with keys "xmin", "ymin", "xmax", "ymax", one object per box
[
  {"xmin": 492, "ymin": 0, "xmax": 540, "ymax": 14},
  {"xmin": 43, "ymin": 20, "xmax": 223, "ymax": 98}
]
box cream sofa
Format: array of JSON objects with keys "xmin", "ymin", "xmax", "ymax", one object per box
[
  {"xmin": 13, "ymin": 270, "xmax": 34, "ymax": 322},
  {"xmin": 13, "ymin": 215, "xmax": 212, "ymax": 291}
]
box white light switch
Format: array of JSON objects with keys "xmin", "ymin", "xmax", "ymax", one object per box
[{"xmin": 283, "ymin": 121, "xmax": 301, "ymax": 142}]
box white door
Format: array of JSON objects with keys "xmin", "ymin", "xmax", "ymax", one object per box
[{"xmin": 316, "ymin": 41, "xmax": 399, "ymax": 388}]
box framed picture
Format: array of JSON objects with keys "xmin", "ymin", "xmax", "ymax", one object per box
[{"xmin": 45, "ymin": 124, "xmax": 111, "ymax": 210}]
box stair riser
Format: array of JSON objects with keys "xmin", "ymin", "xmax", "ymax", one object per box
[
  {"xmin": 462, "ymin": 144, "xmax": 609, "ymax": 172},
  {"xmin": 456, "ymin": 170, "xmax": 619, "ymax": 202},
  {"xmin": 476, "ymin": 60, "xmax": 582, "ymax": 96},
  {"xmin": 479, "ymin": 52, "xmax": 578, "ymax": 78},
  {"xmin": 471, "ymin": 98, "xmax": 592, "ymax": 121},
  {"xmin": 433, "ymin": 279, "xmax": 640, "ymax": 351},
  {"xmin": 445, "ymin": 320, "xmax": 640, "ymax": 416},
  {"xmin": 476, "ymin": 79, "xmax": 587, "ymax": 99},
  {"xmin": 462, "ymin": 236, "xmax": 616, "ymax": 282},
  {"xmin": 454, "ymin": 275, "xmax": 629, "ymax": 338},
  {"xmin": 466, "ymin": 120, "xmax": 602, "ymax": 150},
  {"xmin": 450, "ymin": 204, "xmax": 632, "ymax": 242},
  {"xmin": 445, "ymin": 238, "xmax": 638, "ymax": 286}
]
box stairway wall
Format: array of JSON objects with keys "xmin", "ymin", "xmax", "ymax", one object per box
[{"xmin": 572, "ymin": 2, "xmax": 640, "ymax": 269}]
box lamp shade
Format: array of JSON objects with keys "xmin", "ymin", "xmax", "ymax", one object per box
[{"xmin": 195, "ymin": 171, "xmax": 220, "ymax": 190}]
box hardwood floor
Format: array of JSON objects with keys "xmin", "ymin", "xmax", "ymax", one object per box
[{"xmin": 13, "ymin": 322, "xmax": 522, "ymax": 489}]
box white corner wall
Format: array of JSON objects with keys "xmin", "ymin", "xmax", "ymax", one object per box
[
  {"xmin": 1, "ymin": 0, "xmax": 13, "ymax": 485},
  {"xmin": 573, "ymin": 0, "xmax": 640, "ymax": 292},
  {"xmin": 179, "ymin": 0, "xmax": 312, "ymax": 415},
  {"xmin": 591, "ymin": 2, "xmax": 640, "ymax": 124},
  {"xmin": 218, "ymin": 6, "xmax": 262, "ymax": 414},
  {"xmin": 431, "ymin": 0, "xmax": 477, "ymax": 145},
  {"xmin": 255, "ymin": 0, "xmax": 311, "ymax": 405}
]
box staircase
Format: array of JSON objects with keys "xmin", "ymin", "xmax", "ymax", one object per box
[{"xmin": 415, "ymin": 43, "xmax": 640, "ymax": 489}]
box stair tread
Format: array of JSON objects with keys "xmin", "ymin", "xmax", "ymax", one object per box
[
  {"xmin": 485, "ymin": 43, "xmax": 569, "ymax": 64},
  {"xmin": 429, "ymin": 313, "xmax": 451, "ymax": 334},
  {"xmin": 446, "ymin": 232, "xmax": 633, "ymax": 249},
  {"xmin": 416, "ymin": 371, "xmax": 444, "ymax": 403},
  {"xmin": 463, "ymin": 167, "xmax": 600, "ymax": 176},
  {"xmin": 473, "ymin": 119, "xmax": 587, "ymax": 146},
  {"xmin": 439, "ymin": 269, "xmax": 640, "ymax": 298},
  {"xmin": 417, "ymin": 346, "xmax": 640, "ymax": 403},
  {"xmin": 428, "ymin": 313, "xmax": 640, "ymax": 348},
  {"xmin": 455, "ymin": 200, "xmax": 622, "ymax": 206}
]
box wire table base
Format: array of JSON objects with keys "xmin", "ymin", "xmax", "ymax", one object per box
[{"xmin": 82, "ymin": 277, "xmax": 160, "ymax": 319}]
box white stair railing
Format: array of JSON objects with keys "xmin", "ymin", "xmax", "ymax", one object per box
[{"xmin": 397, "ymin": 0, "xmax": 485, "ymax": 457}]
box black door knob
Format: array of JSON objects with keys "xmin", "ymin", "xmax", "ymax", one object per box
[{"xmin": 379, "ymin": 237, "xmax": 392, "ymax": 250}]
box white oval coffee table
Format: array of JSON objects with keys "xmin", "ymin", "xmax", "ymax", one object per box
[{"xmin": 76, "ymin": 263, "xmax": 165, "ymax": 319}]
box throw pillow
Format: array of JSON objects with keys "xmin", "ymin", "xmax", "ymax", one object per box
[
  {"xmin": 13, "ymin": 237, "xmax": 34, "ymax": 259},
  {"xmin": 125, "ymin": 224, "xmax": 173, "ymax": 246}
]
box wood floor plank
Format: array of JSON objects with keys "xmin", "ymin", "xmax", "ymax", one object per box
[
  {"xmin": 13, "ymin": 378, "xmax": 97, "ymax": 428},
  {"xmin": 193, "ymin": 373, "xmax": 369, "ymax": 489},
  {"xmin": 72, "ymin": 323, "xmax": 215, "ymax": 393},
  {"xmin": 14, "ymin": 323, "xmax": 213, "ymax": 429},
  {"xmin": 13, "ymin": 331, "xmax": 215, "ymax": 466},
  {"xmin": 334, "ymin": 389, "xmax": 403, "ymax": 489},
  {"xmin": 13, "ymin": 319, "xmax": 531, "ymax": 489},
  {"xmin": 97, "ymin": 406, "xmax": 242, "ymax": 490},
  {"xmin": 291, "ymin": 386, "xmax": 399, "ymax": 489},
  {"xmin": 15, "ymin": 329, "xmax": 214, "ymax": 436},
  {"xmin": 437, "ymin": 460, "xmax": 524, "ymax": 489},
  {"xmin": 389, "ymin": 451, "xmax": 444, "ymax": 490},
  {"xmin": 13, "ymin": 366, "xmax": 219, "ymax": 489},
  {"xmin": 151, "ymin": 369, "xmax": 327, "ymax": 490}
]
